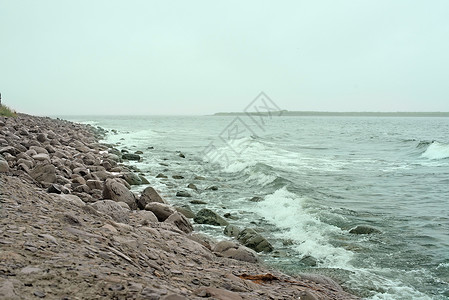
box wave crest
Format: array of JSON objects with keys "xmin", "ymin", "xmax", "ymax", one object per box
[{"xmin": 421, "ymin": 142, "xmax": 449, "ymax": 160}]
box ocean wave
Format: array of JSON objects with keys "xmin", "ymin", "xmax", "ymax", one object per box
[
  {"xmin": 421, "ymin": 141, "xmax": 449, "ymax": 160},
  {"xmin": 253, "ymin": 187, "xmax": 353, "ymax": 268}
]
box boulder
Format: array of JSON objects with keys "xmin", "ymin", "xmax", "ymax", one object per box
[
  {"xmin": 349, "ymin": 225, "xmax": 381, "ymax": 235},
  {"xmin": 122, "ymin": 153, "xmax": 140, "ymax": 161},
  {"xmin": 174, "ymin": 206, "xmax": 196, "ymax": 219},
  {"xmin": 136, "ymin": 210, "xmax": 158, "ymax": 225},
  {"xmin": 91, "ymin": 200, "xmax": 129, "ymax": 224},
  {"xmin": 0, "ymin": 160, "xmax": 9, "ymax": 173},
  {"xmin": 86, "ymin": 180, "xmax": 103, "ymax": 190},
  {"xmin": 139, "ymin": 175, "xmax": 150, "ymax": 184},
  {"xmin": 213, "ymin": 241, "xmax": 259, "ymax": 263},
  {"xmin": 137, "ymin": 186, "xmax": 165, "ymax": 209},
  {"xmin": 122, "ymin": 172, "xmax": 142, "ymax": 185},
  {"xmin": 103, "ymin": 178, "xmax": 138, "ymax": 210},
  {"xmin": 194, "ymin": 209, "xmax": 229, "ymax": 226},
  {"xmin": 165, "ymin": 212, "xmax": 193, "ymax": 234},
  {"xmin": 224, "ymin": 224, "xmax": 241, "ymax": 237},
  {"xmin": 237, "ymin": 228, "xmax": 273, "ymax": 253},
  {"xmin": 30, "ymin": 163, "xmax": 57, "ymax": 184},
  {"xmin": 144, "ymin": 202, "xmax": 175, "ymax": 221},
  {"xmin": 59, "ymin": 194, "xmax": 85, "ymax": 207}
]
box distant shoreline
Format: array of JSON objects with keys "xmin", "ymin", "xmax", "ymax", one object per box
[{"xmin": 214, "ymin": 111, "xmax": 449, "ymax": 117}]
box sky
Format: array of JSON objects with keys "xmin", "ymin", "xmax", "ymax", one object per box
[{"xmin": 1, "ymin": 0, "xmax": 448, "ymax": 115}]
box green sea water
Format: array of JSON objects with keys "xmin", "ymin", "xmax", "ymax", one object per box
[{"xmin": 66, "ymin": 115, "xmax": 449, "ymax": 299}]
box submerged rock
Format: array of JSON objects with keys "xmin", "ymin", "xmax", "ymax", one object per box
[
  {"xmin": 349, "ymin": 225, "xmax": 381, "ymax": 235},
  {"xmin": 176, "ymin": 191, "xmax": 192, "ymax": 197},
  {"xmin": 237, "ymin": 228, "xmax": 273, "ymax": 253},
  {"xmin": 194, "ymin": 209, "xmax": 229, "ymax": 226},
  {"xmin": 122, "ymin": 153, "xmax": 140, "ymax": 161},
  {"xmin": 224, "ymin": 224, "xmax": 241, "ymax": 238}
]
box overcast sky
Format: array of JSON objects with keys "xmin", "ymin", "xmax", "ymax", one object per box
[{"xmin": 1, "ymin": 1, "xmax": 448, "ymax": 115}]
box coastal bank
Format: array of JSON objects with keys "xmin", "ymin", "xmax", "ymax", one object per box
[{"xmin": 0, "ymin": 113, "xmax": 358, "ymax": 299}]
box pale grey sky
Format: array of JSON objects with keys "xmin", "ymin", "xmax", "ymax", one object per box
[{"xmin": 1, "ymin": 0, "xmax": 448, "ymax": 115}]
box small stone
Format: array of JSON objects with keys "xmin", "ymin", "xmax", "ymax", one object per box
[
  {"xmin": 156, "ymin": 173, "xmax": 168, "ymax": 179},
  {"xmin": 34, "ymin": 290, "xmax": 46, "ymax": 298},
  {"xmin": 172, "ymin": 175, "xmax": 184, "ymax": 179}
]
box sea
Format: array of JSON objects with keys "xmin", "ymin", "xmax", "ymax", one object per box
[{"xmin": 65, "ymin": 114, "xmax": 449, "ymax": 299}]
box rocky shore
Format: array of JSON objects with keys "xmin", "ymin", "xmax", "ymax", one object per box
[{"xmin": 0, "ymin": 114, "xmax": 359, "ymax": 299}]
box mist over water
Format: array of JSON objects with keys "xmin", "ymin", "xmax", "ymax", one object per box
[{"xmin": 68, "ymin": 115, "xmax": 449, "ymax": 299}]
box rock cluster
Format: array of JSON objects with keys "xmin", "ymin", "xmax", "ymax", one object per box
[{"xmin": 0, "ymin": 114, "xmax": 359, "ymax": 299}]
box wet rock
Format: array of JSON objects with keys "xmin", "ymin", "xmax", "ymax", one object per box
[
  {"xmin": 194, "ymin": 175, "xmax": 206, "ymax": 180},
  {"xmin": 156, "ymin": 173, "xmax": 168, "ymax": 179},
  {"xmin": 91, "ymin": 200, "xmax": 130, "ymax": 224},
  {"xmin": 224, "ymin": 224, "xmax": 241, "ymax": 238},
  {"xmin": 349, "ymin": 225, "xmax": 381, "ymax": 235},
  {"xmin": 122, "ymin": 153, "xmax": 140, "ymax": 161},
  {"xmin": 137, "ymin": 186, "xmax": 166, "ymax": 209},
  {"xmin": 30, "ymin": 163, "xmax": 57, "ymax": 184},
  {"xmin": 174, "ymin": 206, "xmax": 196, "ymax": 219},
  {"xmin": 135, "ymin": 150, "xmax": 143, "ymax": 154},
  {"xmin": 122, "ymin": 172, "xmax": 142, "ymax": 185},
  {"xmin": 189, "ymin": 200, "xmax": 207, "ymax": 205},
  {"xmin": 178, "ymin": 153, "xmax": 185, "ymax": 158},
  {"xmin": 194, "ymin": 209, "xmax": 229, "ymax": 226},
  {"xmin": 249, "ymin": 196, "xmax": 263, "ymax": 202},
  {"xmin": 206, "ymin": 185, "xmax": 218, "ymax": 191},
  {"xmin": 139, "ymin": 175, "xmax": 150, "ymax": 184},
  {"xmin": 187, "ymin": 183, "xmax": 198, "ymax": 190},
  {"xmin": 237, "ymin": 228, "xmax": 273, "ymax": 253},
  {"xmin": 165, "ymin": 212, "xmax": 194, "ymax": 234},
  {"xmin": 172, "ymin": 175, "xmax": 184, "ymax": 180},
  {"xmin": 300, "ymin": 255, "xmax": 318, "ymax": 267},
  {"xmin": 103, "ymin": 178, "xmax": 138, "ymax": 210},
  {"xmin": 176, "ymin": 191, "xmax": 192, "ymax": 197},
  {"xmin": 145, "ymin": 202, "xmax": 175, "ymax": 221}
]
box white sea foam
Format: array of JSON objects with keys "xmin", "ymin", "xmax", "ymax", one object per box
[
  {"xmin": 421, "ymin": 142, "xmax": 449, "ymax": 160},
  {"xmin": 253, "ymin": 187, "xmax": 353, "ymax": 268}
]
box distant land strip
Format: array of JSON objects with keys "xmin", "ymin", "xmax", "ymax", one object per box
[{"xmin": 214, "ymin": 111, "xmax": 449, "ymax": 117}]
